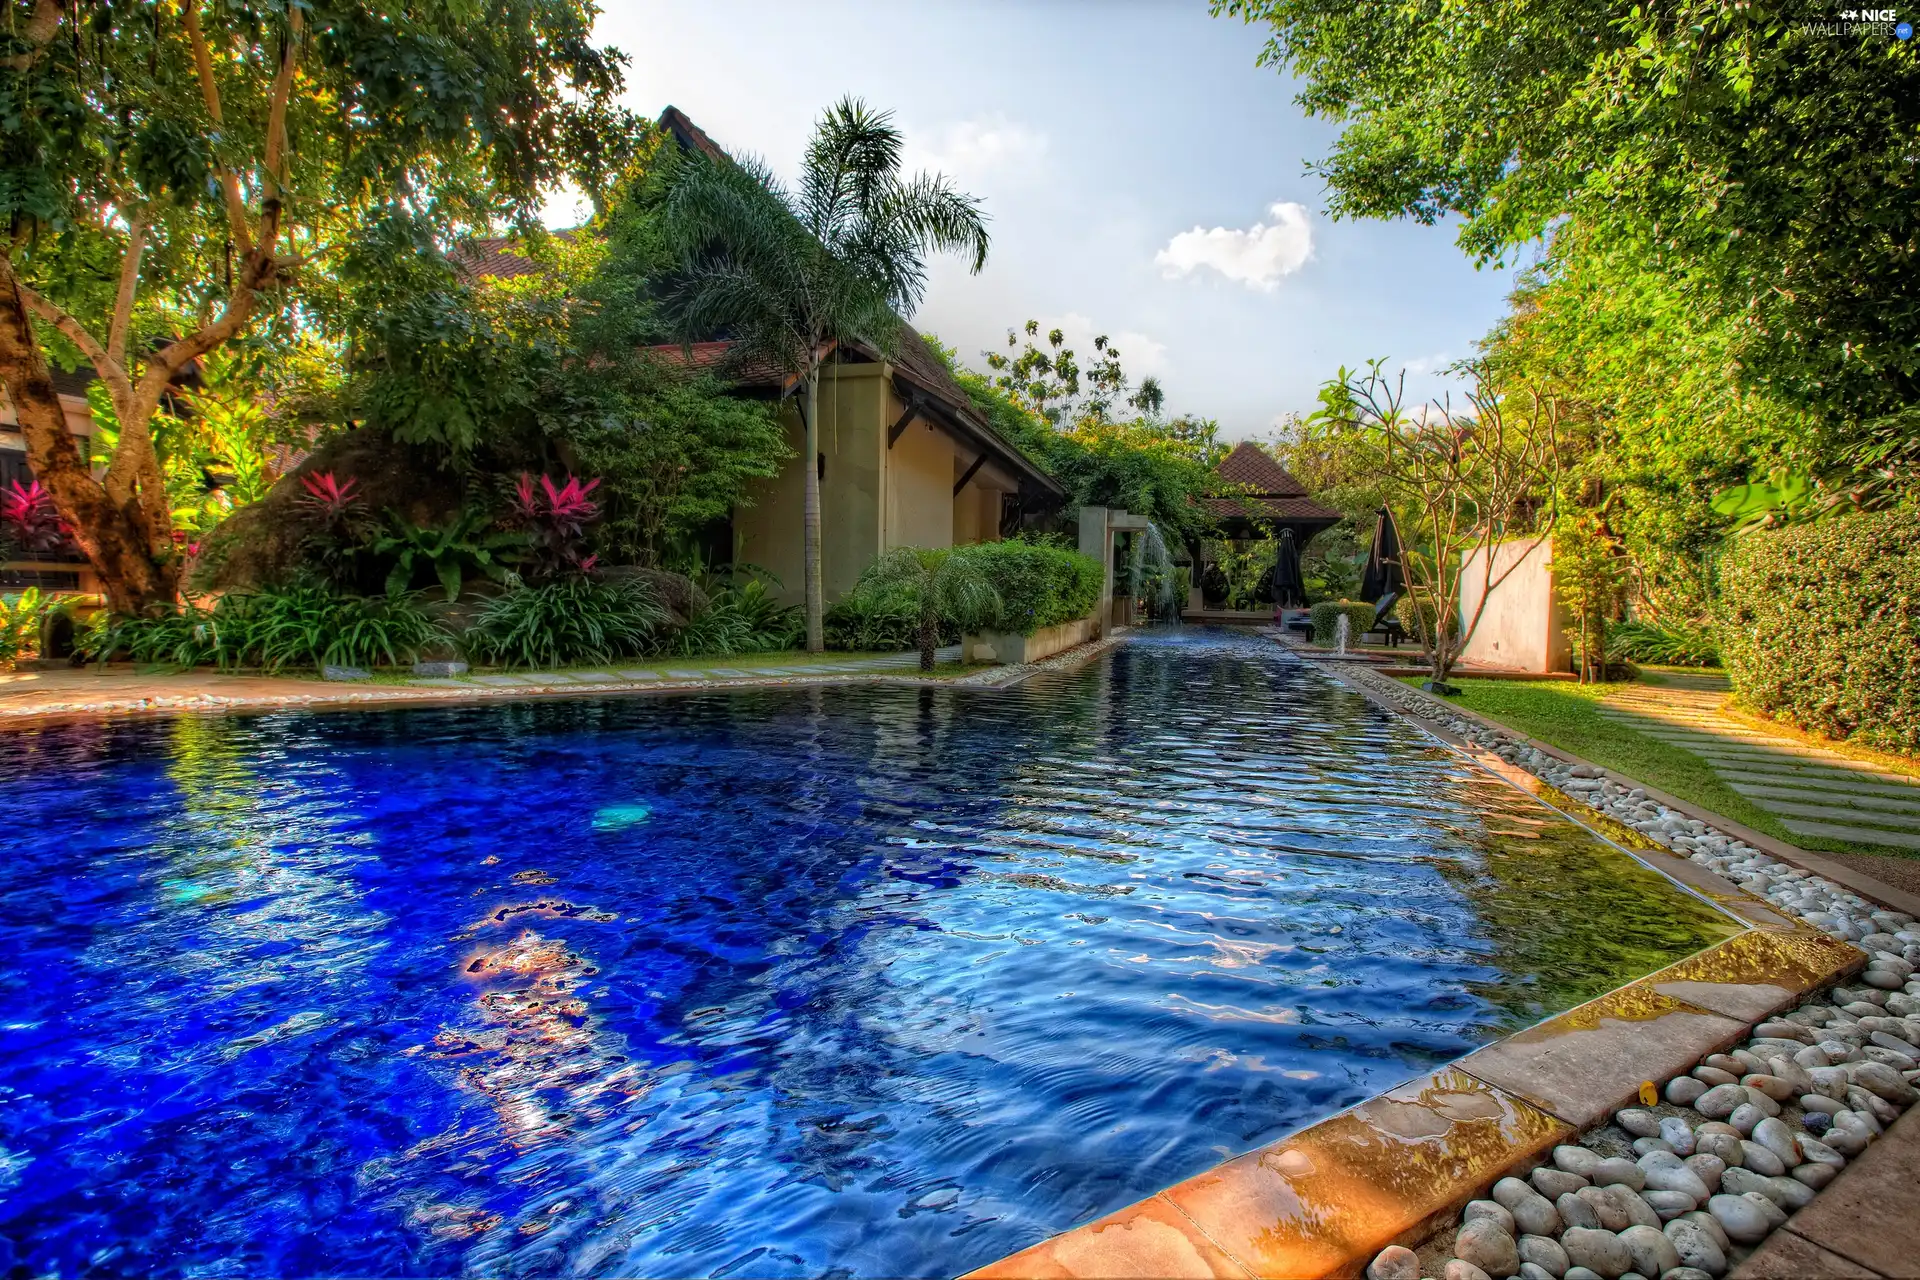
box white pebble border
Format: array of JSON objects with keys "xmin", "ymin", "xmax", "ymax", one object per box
[{"xmin": 1329, "ymin": 665, "xmax": 1920, "ymax": 1280}]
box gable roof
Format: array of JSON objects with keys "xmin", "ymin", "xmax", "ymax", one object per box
[{"xmin": 1205, "ymin": 442, "xmax": 1342, "ymax": 528}]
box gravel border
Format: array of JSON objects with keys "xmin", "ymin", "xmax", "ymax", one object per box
[{"xmin": 1309, "ymin": 660, "xmax": 1920, "ymax": 1280}]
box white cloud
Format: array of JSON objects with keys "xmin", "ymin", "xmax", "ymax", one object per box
[
  {"xmin": 910, "ymin": 116, "xmax": 1049, "ymax": 183},
  {"xmin": 1027, "ymin": 311, "xmax": 1171, "ymax": 377},
  {"xmin": 1155, "ymin": 201, "xmax": 1313, "ymax": 290}
]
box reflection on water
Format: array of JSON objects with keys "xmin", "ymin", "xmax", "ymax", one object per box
[{"xmin": 0, "ymin": 629, "xmax": 1736, "ymax": 1277}]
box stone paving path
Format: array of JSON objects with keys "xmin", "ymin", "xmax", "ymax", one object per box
[{"xmin": 1600, "ymin": 676, "xmax": 1920, "ymax": 853}]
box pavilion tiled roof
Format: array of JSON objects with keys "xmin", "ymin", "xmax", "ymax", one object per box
[{"xmin": 1207, "ymin": 441, "xmax": 1342, "ymax": 527}]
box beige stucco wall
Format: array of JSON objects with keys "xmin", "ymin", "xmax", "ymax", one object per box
[
  {"xmin": 884, "ymin": 409, "xmax": 954, "ymax": 554},
  {"xmin": 950, "ymin": 477, "xmax": 1006, "ymax": 546},
  {"xmin": 1457, "ymin": 537, "xmax": 1572, "ymax": 673},
  {"xmin": 733, "ymin": 362, "xmax": 888, "ymax": 606}
]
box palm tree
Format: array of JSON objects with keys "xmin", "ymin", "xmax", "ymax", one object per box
[
  {"xmin": 857, "ymin": 547, "xmax": 999, "ymax": 671},
  {"xmin": 660, "ymin": 97, "xmax": 991, "ymax": 652}
]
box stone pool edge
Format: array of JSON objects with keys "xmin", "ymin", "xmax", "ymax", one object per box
[
  {"xmin": 962, "ymin": 657, "xmax": 1870, "ymax": 1280},
  {"xmin": 0, "ymin": 634, "xmax": 1129, "ymax": 729}
]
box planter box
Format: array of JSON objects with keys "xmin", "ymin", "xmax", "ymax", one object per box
[{"xmin": 963, "ymin": 615, "xmax": 1095, "ymax": 666}]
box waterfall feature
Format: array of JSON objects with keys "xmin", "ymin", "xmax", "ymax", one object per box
[
  {"xmin": 1128, "ymin": 522, "xmax": 1178, "ymax": 622},
  {"xmin": 1333, "ymin": 613, "xmax": 1351, "ymax": 657}
]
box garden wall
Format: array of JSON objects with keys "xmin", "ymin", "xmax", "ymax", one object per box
[
  {"xmin": 963, "ymin": 615, "xmax": 1096, "ymax": 665},
  {"xmin": 1718, "ymin": 508, "xmax": 1920, "ymax": 753}
]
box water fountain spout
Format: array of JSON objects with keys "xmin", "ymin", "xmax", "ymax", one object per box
[{"xmin": 1333, "ymin": 613, "xmax": 1350, "ymax": 657}]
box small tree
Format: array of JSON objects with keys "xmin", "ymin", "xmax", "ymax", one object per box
[
  {"xmin": 659, "ymin": 98, "xmax": 990, "ymax": 653},
  {"xmin": 1312, "ymin": 360, "xmax": 1561, "ymax": 691},
  {"xmin": 1551, "ymin": 512, "xmax": 1627, "ymax": 682},
  {"xmin": 853, "ymin": 548, "xmax": 998, "ymax": 672}
]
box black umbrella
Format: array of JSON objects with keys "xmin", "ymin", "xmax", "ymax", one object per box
[
  {"xmin": 1273, "ymin": 528, "xmax": 1307, "ymax": 609},
  {"xmin": 1360, "ymin": 507, "xmax": 1406, "ymax": 603}
]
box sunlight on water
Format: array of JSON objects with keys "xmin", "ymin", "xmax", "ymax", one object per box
[{"xmin": 0, "ymin": 630, "xmax": 1736, "ymax": 1277}]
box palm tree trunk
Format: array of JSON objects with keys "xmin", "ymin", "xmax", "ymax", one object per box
[
  {"xmin": 803, "ymin": 365, "xmax": 824, "ymax": 653},
  {"xmin": 919, "ymin": 606, "xmax": 937, "ymax": 672}
]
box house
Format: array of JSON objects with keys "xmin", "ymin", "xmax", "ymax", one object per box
[
  {"xmin": 1190, "ymin": 441, "xmax": 1342, "ymax": 610},
  {"xmin": 461, "ymin": 106, "xmax": 1066, "ymax": 607},
  {"xmin": 0, "ymin": 367, "xmax": 103, "ymax": 593}
]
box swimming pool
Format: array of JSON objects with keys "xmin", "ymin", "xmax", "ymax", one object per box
[{"xmin": 0, "ymin": 629, "xmax": 1736, "ymax": 1277}]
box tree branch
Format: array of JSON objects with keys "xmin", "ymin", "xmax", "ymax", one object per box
[
  {"xmin": 262, "ymin": 5, "xmax": 304, "ymax": 201},
  {"xmin": 15, "ymin": 283, "xmax": 133, "ymax": 411},
  {"xmin": 181, "ymin": 0, "xmax": 253, "ymax": 254},
  {"xmin": 106, "ymin": 213, "xmax": 148, "ymax": 371},
  {"xmin": 0, "ymin": 0, "xmax": 63, "ymax": 69}
]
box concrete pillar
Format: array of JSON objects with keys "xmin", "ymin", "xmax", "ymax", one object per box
[{"xmin": 1078, "ymin": 506, "xmax": 1111, "ymax": 638}]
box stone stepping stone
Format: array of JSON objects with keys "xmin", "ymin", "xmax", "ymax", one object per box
[
  {"xmin": 1747, "ymin": 797, "xmax": 1920, "ymax": 830},
  {"xmin": 1699, "ymin": 747, "xmax": 1900, "ymax": 773},
  {"xmin": 1717, "ymin": 767, "xmax": 1920, "ymax": 798},
  {"xmin": 1782, "ymin": 818, "xmax": 1920, "ymax": 851},
  {"xmin": 407, "ymin": 678, "xmax": 471, "ymax": 688},
  {"xmin": 616, "ymin": 669, "xmax": 662, "ymax": 680},
  {"xmin": 705, "ymin": 668, "xmax": 751, "ymax": 677},
  {"xmin": 472, "ymin": 675, "xmax": 530, "ymax": 686},
  {"xmin": 569, "ymin": 672, "xmax": 618, "ymax": 682},
  {"xmin": 664, "ymin": 670, "xmax": 705, "ymax": 679},
  {"xmin": 1728, "ymin": 781, "xmax": 1920, "ymax": 814}
]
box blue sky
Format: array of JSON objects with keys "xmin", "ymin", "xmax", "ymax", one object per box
[{"xmin": 566, "ymin": 1, "xmax": 1524, "ymax": 439}]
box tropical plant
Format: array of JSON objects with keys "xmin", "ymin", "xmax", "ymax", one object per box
[
  {"xmin": 373, "ymin": 508, "xmax": 526, "ymax": 601},
  {"xmin": 660, "ymin": 97, "xmax": 991, "ymax": 652},
  {"xmin": 824, "ymin": 592, "xmax": 935, "ymax": 653},
  {"xmin": 0, "ymin": 1, "xmax": 634, "ymax": 613},
  {"xmin": 1552, "ymin": 514, "xmax": 1628, "ymax": 683},
  {"xmin": 0, "ymin": 589, "xmax": 51, "ymax": 667},
  {"xmin": 1309, "ymin": 359, "xmax": 1562, "ymax": 690},
  {"xmin": 985, "ymin": 320, "xmax": 1165, "ymax": 425},
  {"xmin": 1606, "ymin": 620, "xmax": 1720, "ymax": 670},
  {"xmin": 850, "ymin": 548, "xmax": 999, "ymax": 671},
  {"xmin": 467, "ymin": 576, "xmax": 668, "ymax": 669},
  {"xmin": 296, "ymin": 472, "xmax": 375, "ymax": 586},
  {"xmin": 82, "ymin": 581, "xmax": 446, "ymax": 673},
  {"xmin": 666, "ymin": 576, "xmax": 805, "ymax": 657},
  {"xmin": 510, "ymin": 473, "xmax": 603, "ymax": 579},
  {"xmin": 2, "ymin": 479, "xmax": 68, "ymax": 554}
]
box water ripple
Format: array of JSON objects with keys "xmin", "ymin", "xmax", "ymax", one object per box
[{"xmin": 0, "ymin": 629, "xmax": 1736, "ymax": 1278}]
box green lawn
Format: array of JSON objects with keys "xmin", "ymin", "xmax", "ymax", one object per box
[{"xmin": 1403, "ymin": 675, "xmax": 1909, "ymax": 859}]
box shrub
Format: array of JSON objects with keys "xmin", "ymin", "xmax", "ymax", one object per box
[
  {"xmin": 666, "ymin": 577, "xmax": 803, "ymax": 657},
  {"xmin": 1308, "ymin": 600, "xmax": 1378, "ymax": 645},
  {"xmin": 1607, "ymin": 619, "xmax": 1719, "ymax": 668},
  {"xmin": 852, "ymin": 547, "xmax": 1001, "ymax": 670},
  {"xmin": 1718, "ymin": 508, "xmax": 1920, "ymax": 753},
  {"xmin": 82, "ymin": 582, "xmax": 448, "ymax": 672},
  {"xmin": 1, "ymin": 589, "xmax": 52, "ymax": 667},
  {"xmin": 825, "ymin": 590, "xmax": 939, "ymax": 652},
  {"xmin": 952, "ymin": 539, "xmax": 1102, "ymax": 635},
  {"xmin": 467, "ymin": 576, "xmax": 667, "ymax": 668}
]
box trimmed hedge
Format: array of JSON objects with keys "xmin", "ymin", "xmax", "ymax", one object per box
[
  {"xmin": 954, "ymin": 540, "xmax": 1102, "ymax": 636},
  {"xmin": 1309, "ymin": 600, "xmax": 1378, "ymax": 645},
  {"xmin": 1718, "ymin": 508, "xmax": 1920, "ymax": 753}
]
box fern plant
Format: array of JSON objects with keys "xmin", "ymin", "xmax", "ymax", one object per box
[
  {"xmin": 373, "ymin": 508, "xmax": 527, "ymax": 601},
  {"xmin": 467, "ymin": 576, "xmax": 668, "ymax": 669}
]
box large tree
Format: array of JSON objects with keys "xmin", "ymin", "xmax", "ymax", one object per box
[
  {"xmin": 659, "ymin": 97, "xmax": 990, "ymax": 652},
  {"xmin": 0, "ymin": 0, "xmax": 631, "ymax": 612}
]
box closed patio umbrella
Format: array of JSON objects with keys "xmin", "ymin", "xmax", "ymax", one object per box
[
  {"xmin": 1273, "ymin": 528, "xmax": 1307, "ymax": 609},
  {"xmin": 1360, "ymin": 507, "xmax": 1406, "ymax": 603}
]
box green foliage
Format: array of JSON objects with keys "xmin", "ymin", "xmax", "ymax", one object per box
[
  {"xmin": 984, "ymin": 320, "xmax": 1165, "ymax": 425},
  {"xmin": 372, "ymin": 508, "xmax": 526, "ymax": 601},
  {"xmin": 952, "ymin": 540, "xmax": 1101, "ymax": 636},
  {"xmin": 666, "ymin": 577, "xmax": 804, "ymax": 657},
  {"xmin": 850, "ymin": 547, "xmax": 1000, "ymax": 670},
  {"xmin": 564, "ymin": 376, "xmax": 789, "ymax": 566},
  {"xmin": 1208, "ymin": 539, "xmax": 1275, "ymax": 610},
  {"xmin": 1553, "ymin": 515, "xmax": 1629, "ymax": 681},
  {"xmin": 1717, "ymin": 510, "xmax": 1920, "ymax": 754},
  {"xmin": 824, "ymin": 592, "xmax": 949, "ymax": 653},
  {"xmin": 0, "ymin": 589, "xmax": 51, "ymax": 666},
  {"xmin": 82, "ymin": 582, "xmax": 446, "ymax": 672},
  {"xmin": 467, "ymin": 576, "xmax": 669, "ymax": 669},
  {"xmin": 1308, "ymin": 600, "xmax": 1376, "ymax": 646},
  {"xmin": 1606, "ymin": 621, "xmax": 1719, "ymax": 670},
  {"xmin": 1220, "ymin": 0, "xmax": 1920, "ymax": 430}
]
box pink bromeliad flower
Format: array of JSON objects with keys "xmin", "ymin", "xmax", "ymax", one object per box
[
  {"xmin": 298, "ymin": 471, "xmax": 362, "ymax": 521},
  {"xmin": 2, "ymin": 479, "xmax": 68, "ymax": 551}
]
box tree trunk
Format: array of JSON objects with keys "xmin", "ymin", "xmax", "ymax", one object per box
[
  {"xmin": 0, "ymin": 257, "xmax": 178, "ymax": 614},
  {"xmin": 918, "ymin": 605, "xmax": 937, "ymax": 672},
  {"xmin": 802, "ymin": 366, "xmax": 824, "ymax": 653}
]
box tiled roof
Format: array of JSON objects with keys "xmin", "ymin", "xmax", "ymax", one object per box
[
  {"xmin": 449, "ymin": 236, "xmax": 564, "ymax": 282},
  {"xmin": 1200, "ymin": 494, "xmax": 1343, "ymax": 523},
  {"xmin": 641, "ymin": 340, "xmax": 812, "ymax": 393},
  {"xmin": 1216, "ymin": 440, "xmax": 1312, "ymax": 495},
  {"xmin": 659, "ymin": 106, "xmax": 728, "ymax": 162}
]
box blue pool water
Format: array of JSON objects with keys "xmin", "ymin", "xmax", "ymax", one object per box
[{"xmin": 0, "ymin": 630, "xmax": 1735, "ymax": 1278}]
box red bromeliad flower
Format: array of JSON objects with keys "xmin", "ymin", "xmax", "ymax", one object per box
[
  {"xmin": 512, "ymin": 473, "xmax": 603, "ymax": 576},
  {"xmin": 299, "ymin": 471, "xmax": 362, "ymax": 521}
]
